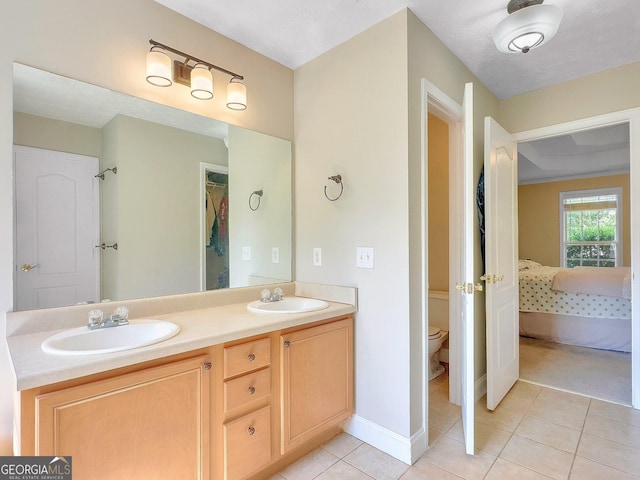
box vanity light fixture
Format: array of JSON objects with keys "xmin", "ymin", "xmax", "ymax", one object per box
[
  {"xmin": 145, "ymin": 39, "xmax": 247, "ymax": 110},
  {"xmin": 492, "ymin": 0, "xmax": 563, "ymax": 54}
]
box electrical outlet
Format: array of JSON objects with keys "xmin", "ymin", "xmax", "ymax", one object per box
[
  {"xmin": 272, "ymin": 247, "xmax": 280, "ymax": 264},
  {"xmin": 313, "ymin": 247, "xmax": 322, "ymax": 266},
  {"xmin": 242, "ymin": 246, "xmax": 251, "ymax": 261},
  {"xmin": 356, "ymin": 247, "xmax": 374, "ymax": 269}
]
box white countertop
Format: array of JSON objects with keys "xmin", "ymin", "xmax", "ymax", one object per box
[{"xmin": 7, "ymin": 295, "xmax": 355, "ymax": 391}]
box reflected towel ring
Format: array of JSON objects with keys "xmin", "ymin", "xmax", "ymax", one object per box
[
  {"xmin": 249, "ymin": 189, "xmax": 263, "ymax": 211},
  {"xmin": 324, "ymin": 175, "xmax": 343, "ymax": 201}
]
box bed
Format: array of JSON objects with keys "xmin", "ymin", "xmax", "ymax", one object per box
[{"xmin": 518, "ymin": 260, "xmax": 632, "ymax": 352}]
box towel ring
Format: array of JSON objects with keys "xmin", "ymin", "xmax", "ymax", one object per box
[
  {"xmin": 249, "ymin": 190, "xmax": 263, "ymax": 211},
  {"xmin": 324, "ymin": 175, "xmax": 343, "ymax": 202}
]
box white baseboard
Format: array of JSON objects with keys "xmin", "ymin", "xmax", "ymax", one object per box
[
  {"xmin": 344, "ymin": 415, "xmax": 426, "ymax": 465},
  {"xmin": 475, "ymin": 373, "xmax": 487, "ymax": 402}
]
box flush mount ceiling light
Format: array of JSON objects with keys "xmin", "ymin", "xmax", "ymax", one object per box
[
  {"xmin": 145, "ymin": 39, "xmax": 247, "ymax": 110},
  {"xmin": 493, "ymin": 0, "xmax": 563, "ymax": 54}
]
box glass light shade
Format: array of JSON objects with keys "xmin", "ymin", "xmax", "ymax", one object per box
[
  {"xmin": 492, "ymin": 4, "xmax": 562, "ymax": 53},
  {"xmin": 146, "ymin": 49, "xmax": 172, "ymax": 87},
  {"xmin": 226, "ymin": 79, "xmax": 247, "ymax": 110},
  {"xmin": 190, "ymin": 64, "xmax": 214, "ymax": 100}
]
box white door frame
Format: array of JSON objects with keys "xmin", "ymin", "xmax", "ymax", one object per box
[
  {"xmin": 513, "ymin": 107, "xmax": 640, "ymax": 409},
  {"xmin": 199, "ymin": 162, "xmax": 229, "ymax": 291},
  {"xmin": 421, "ymin": 79, "xmax": 465, "ymax": 437}
]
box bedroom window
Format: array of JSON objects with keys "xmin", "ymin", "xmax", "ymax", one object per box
[{"xmin": 560, "ymin": 187, "xmax": 622, "ymax": 268}]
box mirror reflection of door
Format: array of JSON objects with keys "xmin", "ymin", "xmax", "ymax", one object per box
[
  {"xmin": 204, "ymin": 168, "xmax": 229, "ymax": 290},
  {"xmin": 14, "ymin": 145, "xmax": 100, "ymax": 310}
]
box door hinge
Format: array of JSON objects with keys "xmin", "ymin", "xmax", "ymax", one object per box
[
  {"xmin": 480, "ymin": 274, "xmax": 504, "ymax": 284},
  {"xmin": 455, "ymin": 282, "xmax": 482, "ymax": 294}
]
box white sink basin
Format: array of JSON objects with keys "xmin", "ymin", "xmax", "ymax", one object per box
[
  {"xmin": 247, "ymin": 297, "xmax": 329, "ymax": 314},
  {"xmin": 41, "ymin": 319, "xmax": 180, "ymax": 356}
]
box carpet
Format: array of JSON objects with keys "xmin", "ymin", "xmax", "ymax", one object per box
[{"xmin": 519, "ymin": 336, "xmax": 632, "ymax": 406}]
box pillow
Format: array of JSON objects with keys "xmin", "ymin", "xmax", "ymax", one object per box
[{"xmin": 518, "ymin": 259, "xmax": 542, "ymax": 271}]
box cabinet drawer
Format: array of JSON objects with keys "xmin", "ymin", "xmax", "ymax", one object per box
[
  {"xmin": 224, "ymin": 405, "xmax": 271, "ymax": 480},
  {"xmin": 224, "ymin": 367, "xmax": 270, "ymax": 412},
  {"xmin": 224, "ymin": 338, "xmax": 270, "ymax": 378}
]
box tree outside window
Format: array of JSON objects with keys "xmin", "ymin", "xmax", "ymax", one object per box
[{"xmin": 560, "ymin": 188, "xmax": 622, "ymax": 268}]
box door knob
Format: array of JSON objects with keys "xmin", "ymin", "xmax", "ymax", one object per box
[{"xmin": 21, "ymin": 264, "xmax": 39, "ymax": 272}]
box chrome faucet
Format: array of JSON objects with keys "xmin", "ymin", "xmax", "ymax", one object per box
[
  {"xmin": 260, "ymin": 287, "xmax": 284, "ymax": 303},
  {"xmin": 88, "ymin": 306, "xmax": 129, "ymax": 329}
]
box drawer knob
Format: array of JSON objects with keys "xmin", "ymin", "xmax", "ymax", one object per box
[
  {"xmin": 247, "ymin": 353, "xmax": 256, "ymax": 362},
  {"xmin": 248, "ymin": 386, "xmax": 256, "ymax": 395},
  {"xmin": 283, "ymin": 340, "xmax": 291, "ymax": 348},
  {"xmin": 203, "ymin": 362, "xmax": 212, "ymax": 371},
  {"xmin": 247, "ymin": 426, "xmax": 256, "ymax": 436}
]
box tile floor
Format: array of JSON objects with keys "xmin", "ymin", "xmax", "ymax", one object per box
[{"xmin": 270, "ymin": 371, "xmax": 640, "ymax": 479}]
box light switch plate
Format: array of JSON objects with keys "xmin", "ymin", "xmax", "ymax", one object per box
[
  {"xmin": 272, "ymin": 247, "xmax": 280, "ymax": 264},
  {"xmin": 313, "ymin": 247, "xmax": 322, "ymax": 266},
  {"xmin": 356, "ymin": 247, "xmax": 374, "ymax": 269},
  {"xmin": 242, "ymin": 246, "xmax": 251, "ymax": 261}
]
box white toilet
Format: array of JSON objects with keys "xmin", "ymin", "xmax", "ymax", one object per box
[{"xmin": 428, "ymin": 327, "xmax": 449, "ymax": 381}]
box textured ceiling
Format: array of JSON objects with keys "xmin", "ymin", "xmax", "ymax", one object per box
[{"xmin": 154, "ymin": 0, "xmax": 640, "ymax": 99}]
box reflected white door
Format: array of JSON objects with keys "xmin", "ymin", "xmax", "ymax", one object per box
[
  {"xmin": 484, "ymin": 118, "xmax": 519, "ymax": 410},
  {"xmin": 460, "ymin": 83, "xmax": 475, "ymax": 455},
  {"xmin": 14, "ymin": 146, "xmax": 100, "ymax": 310}
]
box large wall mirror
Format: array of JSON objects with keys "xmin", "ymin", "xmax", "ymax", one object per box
[{"xmin": 13, "ymin": 63, "xmax": 292, "ymax": 311}]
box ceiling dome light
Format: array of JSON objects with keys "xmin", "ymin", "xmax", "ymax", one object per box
[{"xmin": 493, "ymin": 0, "xmax": 562, "ymax": 54}]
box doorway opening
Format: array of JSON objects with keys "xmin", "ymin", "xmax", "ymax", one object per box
[
  {"xmin": 513, "ymin": 108, "xmax": 640, "ymax": 410},
  {"xmin": 200, "ymin": 162, "xmax": 229, "ymax": 291},
  {"xmin": 516, "ymin": 122, "xmax": 632, "ymax": 405}
]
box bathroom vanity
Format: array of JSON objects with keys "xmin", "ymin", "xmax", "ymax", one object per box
[{"xmin": 7, "ymin": 283, "xmax": 356, "ymax": 480}]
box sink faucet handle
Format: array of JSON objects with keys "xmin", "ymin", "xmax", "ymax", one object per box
[
  {"xmin": 113, "ymin": 306, "xmax": 129, "ymax": 320},
  {"xmin": 260, "ymin": 288, "xmax": 272, "ymax": 302},
  {"xmin": 88, "ymin": 309, "xmax": 104, "ymax": 327},
  {"xmin": 113, "ymin": 306, "xmax": 129, "ymax": 325},
  {"xmin": 273, "ymin": 287, "xmax": 284, "ymax": 300}
]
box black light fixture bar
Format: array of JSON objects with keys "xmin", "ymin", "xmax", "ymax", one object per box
[{"xmin": 149, "ymin": 39, "xmax": 243, "ymax": 80}]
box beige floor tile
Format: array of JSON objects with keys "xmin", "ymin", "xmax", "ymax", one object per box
[
  {"xmin": 526, "ymin": 399, "xmax": 587, "ymax": 431},
  {"xmin": 570, "ymin": 456, "xmax": 638, "ymax": 480},
  {"xmin": 577, "ymin": 432, "xmax": 640, "ymax": 476},
  {"xmin": 475, "ymin": 403, "xmax": 525, "ymax": 433},
  {"xmin": 422, "ymin": 435, "xmax": 496, "ymax": 480},
  {"xmin": 279, "ymin": 448, "xmax": 339, "ymax": 480},
  {"xmin": 315, "ymin": 460, "xmax": 374, "ymax": 480},
  {"xmin": 268, "ymin": 475, "xmax": 287, "ymax": 480},
  {"xmin": 536, "ymin": 388, "xmax": 590, "ymax": 414},
  {"xmin": 343, "ymin": 443, "xmax": 409, "ymax": 480},
  {"xmin": 430, "ymin": 400, "xmax": 462, "ymax": 434},
  {"xmin": 429, "ymin": 426, "xmax": 448, "ymax": 446},
  {"xmin": 400, "ymin": 456, "xmax": 464, "ymax": 479},
  {"xmin": 500, "ymin": 435, "xmax": 573, "ymax": 480},
  {"xmin": 584, "ymin": 414, "xmax": 640, "ymax": 449},
  {"xmin": 515, "ymin": 416, "xmax": 581, "ymax": 453},
  {"xmin": 498, "ymin": 381, "xmax": 542, "ymax": 414},
  {"xmin": 322, "ymin": 433, "xmax": 364, "ymax": 458},
  {"xmin": 589, "ymin": 399, "xmax": 640, "ymax": 427},
  {"xmin": 485, "ymin": 458, "xmax": 553, "ymax": 480},
  {"xmin": 446, "ymin": 419, "xmax": 511, "ymax": 456}
]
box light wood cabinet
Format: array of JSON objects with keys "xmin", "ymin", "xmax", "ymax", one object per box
[
  {"xmin": 223, "ymin": 406, "xmax": 271, "ymax": 480},
  {"xmin": 16, "ymin": 315, "xmax": 353, "ymax": 480},
  {"xmin": 281, "ymin": 318, "xmax": 353, "ymax": 453},
  {"xmin": 33, "ymin": 355, "xmax": 210, "ymax": 480},
  {"xmin": 221, "ymin": 337, "xmax": 272, "ymax": 480}
]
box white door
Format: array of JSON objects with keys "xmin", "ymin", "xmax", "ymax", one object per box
[
  {"xmin": 14, "ymin": 146, "xmax": 100, "ymax": 310},
  {"xmin": 459, "ymin": 82, "xmax": 475, "ymax": 455},
  {"xmin": 484, "ymin": 118, "xmax": 519, "ymax": 410}
]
